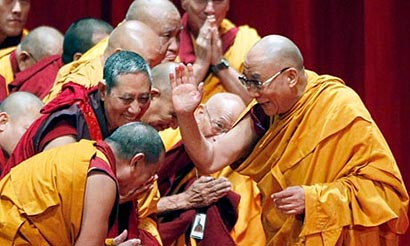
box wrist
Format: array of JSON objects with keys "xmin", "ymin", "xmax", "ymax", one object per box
[{"xmin": 210, "ymin": 58, "xmax": 229, "ymax": 74}]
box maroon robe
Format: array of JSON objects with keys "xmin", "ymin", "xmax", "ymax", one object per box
[{"xmin": 8, "ymin": 55, "xmax": 64, "ymax": 100}]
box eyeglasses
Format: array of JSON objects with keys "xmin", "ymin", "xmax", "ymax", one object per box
[
  {"xmin": 112, "ymin": 92, "xmax": 152, "ymax": 106},
  {"xmin": 238, "ymin": 67, "xmax": 291, "ymax": 91},
  {"xmin": 204, "ymin": 105, "xmax": 230, "ymax": 134}
]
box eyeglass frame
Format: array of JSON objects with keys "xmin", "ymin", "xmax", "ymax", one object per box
[
  {"xmin": 203, "ymin": 105, "xmax": 231, "ymax": 134},
  {"xmin": 238, "ymin": 67, "xmax": 292, "ymax": 91}
]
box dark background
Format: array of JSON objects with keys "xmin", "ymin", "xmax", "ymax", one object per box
[{"xmin": 26, "ymin": 0, "xmax": 410, "ymax": 241}]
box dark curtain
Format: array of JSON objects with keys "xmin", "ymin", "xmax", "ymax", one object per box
[{"xmin": 26, "ymin": 0, "xmax": 410, "ymax": 241}]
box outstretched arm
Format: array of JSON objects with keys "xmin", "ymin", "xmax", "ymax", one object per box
[{"xmin": 171, "ymin": 63, "xmax": 258, "ymax": 174}]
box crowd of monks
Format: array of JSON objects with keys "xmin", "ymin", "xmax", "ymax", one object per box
[{"xmin": 0, "ymin": 0, "xmax": 408, "ymax": 246}]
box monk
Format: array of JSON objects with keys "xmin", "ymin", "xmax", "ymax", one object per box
[
  {"xmin": 170, "ymin": 35, "xmax": 409, "ymax": 245},
  {"xmin": 2, "ymin": 50, "xmax": 156, "ymax": 245},
  {"xmin": 42, "ymin": 20, "xmax": 163, "ymax": 104},
  {"xmin": 0, "ymin": 121, "xmax": 165, "ymax": 246},
  {"xmin": 0, "ymin": 26, "xmax": 63, "ymax": 100},
  {"xmin": 160, "ymin": 0, "xmax": 260, "ymax": 153},
  {"xmin": 62, "ymin": 17, "xmax": 113, "ymax": 64},
  {"xmin": 0, "ymin": 0, "xmax": 30, "ymax": 49},
  {"xmin": 157, "ymin": 92, "xmax": 265, "ymax": 246},
  {"xmin": 43, "ymin": 0, "xmax": 182, "ymax": 103},
  {"xmin": 0, "ymin": 91, "xmax": 43, "ymax": 174}
]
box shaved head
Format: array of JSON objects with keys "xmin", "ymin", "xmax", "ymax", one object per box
[
  {"xmin": 19, "ymin": 26, "xmax": 64, "ymax": 61},
  {"xmin": 247, "ymin": 35, "xmax": 304, "ymax": 70},
  {"xmin": 0, "ymin": 92, "xmax": 44, "ymax": 154},
  {"xmin": 105, "ymin": 20, "xmax": 164, "ymax": 67},
  {"xmin": 126, "ymin": 0, "xmax": 180, "ymax": 23}
]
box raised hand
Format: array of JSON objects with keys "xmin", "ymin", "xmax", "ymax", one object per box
[{"xmin": 170, "ymin": 63, "xmax": 204, "ymax": 115}]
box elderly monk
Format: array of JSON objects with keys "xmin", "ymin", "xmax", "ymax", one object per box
[
  {"xmin": 0, "ymin": 0, "xmax": 30, "ymax": 49},
  {"xmin": 157, "ymin": 92, "xmax": 265, "ymax": 246},
  {"xmin": 0, "ymin": 91, "xmax": 43, "ymax": 174},
  {"xmin": 170, "ymin": 35, "xmax": 409, "ymax": 245},
  {"xmin": 0, "ymin": 122, "xmax": 165, "ymax": 246},
  {"xmin": 43, "ymin": 0, "xmax": 181, "ymax": 103},
  {"xmin": 159, "ymin": 0, "xmax": 260, "ymax": 157},
  {"xmin": 0, "ymin": 26, "xmax": 63, "ymax": 100},
  {"xmin": 2, "ymin": 51, "xmax": 157, "ymax": 245}
]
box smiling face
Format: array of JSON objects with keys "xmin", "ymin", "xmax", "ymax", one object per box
[
  {"xmin": 100, "ymin": 72, "xmax": 152, "ymax": 132},
  {"xmin": 182, "ymin": 0, "xmax": 230, "ymax": 37},
  {"xmin": 0, "ymin": 0, "xmax": 30, "ymax": 41}
]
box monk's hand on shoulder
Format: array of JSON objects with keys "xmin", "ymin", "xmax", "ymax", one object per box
[
  {"xmin": 170, "ymin": 63, "xmax": 203, "ymax": 116},
  {"xmin": 271, "ymin": 186, "xmax": 305, "ymax": 215},
  {"xmin": 106, "ymin": 230, "xmax": 142, "ymax": 246},
  {"xmin": 185, "ymin": 176, "xmax": 231, "ymax": 208}
]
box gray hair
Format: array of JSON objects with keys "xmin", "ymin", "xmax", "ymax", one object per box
[
  {"xmin": 103, "ymin": 50, "xmax": 152, "ymax": 93},
  {"xmin": 105, "ymin": 122, "xmax": 165, "ymax": 163}
]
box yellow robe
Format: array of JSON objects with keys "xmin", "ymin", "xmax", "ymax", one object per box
[
  {"xmin": 235, "ymin": 70, "xmax": 409, "ymax": 245},
  {"xmin": 0, "ymin": 140, "xmax": 112, "ymax": 246},
  {"xmin": 159, "ymin": 20, "xmax": 261, "ymax": 152},
  {"xmin": 42, "ymin": 37, "xmax": 108, "ymax": 103},
  {"xmin": 0, "ymin": 48, "xmax": 15, "ymax": 95}
]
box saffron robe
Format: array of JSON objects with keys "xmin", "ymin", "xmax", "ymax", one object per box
[
  {"xmin": 234, "ymin": 70, "xmax": 409, "ymax": 245},
  {"xmin": 160, "ymin": 15, "xmax": 260, "ymax": 151},
  {"xmin": 0, "ymin": 140, "xmax": 119, "ymax": 246},
  {"xmin": 8, "ymin": 55, "xmax": 64, "ymax": 100},
  {"xmin": 42, "ymin": 37, "xmax": 108, "ymax": 103},
  {"xmin": 0, "ymin": 49, "xmax": 19, "ymax": 99}
]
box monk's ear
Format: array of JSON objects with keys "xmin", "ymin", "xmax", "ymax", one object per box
[
  {"xmin": 0, "ymin": 112, "xmax": 9, "ymax": 131},
  {"xmin": 98, "ymin": 80, "xmax": 108, "ymax": 100},
  {"xmin": 130, "ymin": 153, "xmax": 145, "ymax": 168},
  {"xmin": 16, "ymin": 51, "xmax": 31, "ymax": 71},
  {"xmin": 286, "ymin": 68, "xmax": 298, "ymax": 88},
  {"xmin": 72, "ymin": 52, "xmax": 83, "ymax": 61},
  {"xmin": 150, "ymin": 87, "xmax": 161, "ymax": 99}
]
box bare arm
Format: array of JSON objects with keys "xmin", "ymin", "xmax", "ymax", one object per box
[
  {"xmin": 171, "ymin": 64, "xmax": 258, "ymax": 174},
  {"xmin": 43, "ymin": 135, "xmax": 77, "ymax": 151},
  {"xmin": 74, "ymin": 171, "xmax": 117, "ymax": 246}
]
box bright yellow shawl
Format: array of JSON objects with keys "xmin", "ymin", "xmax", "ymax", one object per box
[{"xmin": 236, "ymin": 70, "xmax": 409, "ymax": 245}]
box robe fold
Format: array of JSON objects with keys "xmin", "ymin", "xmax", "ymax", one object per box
[
  {"xmin": 0, "ymin": 140, "xmax": 119, "ymax": 246},
  {"xmin": 0, "ymin": 49, "xmax": 19, "ymax": 99},
  {"xmin": 234, "ymin": 70, "xmax": 409, "ymax": 245}
]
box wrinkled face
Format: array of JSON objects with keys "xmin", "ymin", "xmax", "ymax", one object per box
[
  {"xmin": 145, "ymin": 10, "xmax": 182, "ymax": 62},
  {"xmin": 195, "ymin": 104, "xmax": 237, "ymax": 138},
  {"xmin": 140, "ymin": 93, "xmax": 178, "ymax": 131},
  {"xmin": 117, "ymin": 153, "xmax": 163, "ymax": 199},
  {"xmin": 101, "ymin": 73, "xmax": 152, "ymax": 132},
  {"xmin": 0, "ymin": 0, "xmax": 30, "ymax": 39},
  {"xmin": 243, "ymin": 54, "xmax": 294, "ymax": 116},
  {"xmin": 182, "ymin": 0, "xmax": 230, "ymax": 36}
]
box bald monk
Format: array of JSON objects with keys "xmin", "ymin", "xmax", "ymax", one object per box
[
  {"xmin": 171, "ymin": 35, "xmax": 409, "ymax": 245},
  {"xmin": 0, "ymin": 122, "xmax": 165, "ymax": 246},
  {"xmin": 0, "ymin": 91, "xmax": 43, "ymax": 174},
  {"xmin": 42, "ymin": 20, "xmax": 163, "ymax": 103},
  {"xmin": 0, "ymin": 26, "xmax": 63, "ymax": 100},
  {"xmin": 0, "ymin": 0, "xmax": 30, "ymax": 49},
  {"xmin": 62, "ymin": 17, "xmax": 113, "ymax": 64},
  {"xmin": 157, "ymin": 92, "xmax": 265, "ymax": 246}
]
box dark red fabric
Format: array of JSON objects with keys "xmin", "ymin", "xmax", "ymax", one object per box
[
  {"xmin": 158, "ymin": 142, "xmax": 239, "ymax": 246},
  {"xmin": 0, "ymin": 148, "xmax": 8, "ymax": 176},
  {"xmin": 178, "ymin": 13, "xmax": 239, "ymax": 64},
  {"xmin": 9, "ymin": 50, "xmax": 19, "ymax": 76},
  {"xmin": 8, "ymin": 55, "xmax": 63, "ymax": 100},
  {"xmin": 0, "ymin": 75, "xmax": 7, "ymax": 101}
]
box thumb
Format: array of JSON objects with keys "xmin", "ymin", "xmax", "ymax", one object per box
[{"xmin": 114, "ymin": 229, "xmax": 128, "ymax": 244}]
